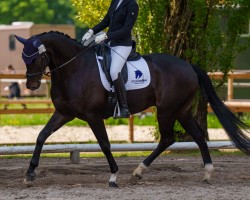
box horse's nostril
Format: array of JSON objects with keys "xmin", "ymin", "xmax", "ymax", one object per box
[
  {"xmin": 26, "ymin": 81, "xmax": 40, "ymax": 91},
  {"xmin": 29, "ymin": 87, "xmax": 37, "ymax": 91}
]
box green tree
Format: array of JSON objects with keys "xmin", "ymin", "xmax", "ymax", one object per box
[
  {"xmin": 162, "ymin": 0, "xmax": 250, "ymax": 139},
  {"xmin": 0, "ymin": 0, "xmax": 78, "ymax": 24},
  {"xmin": 133, "ymin": 0, "xmax": 167, "ymax": 54},
  {"xmin": 72, "ymin": 0, "xmax": 111, "ymax": 25},
  {"xmin": 47, "ymin": 0, "xmax": 76, "ymax": 24},
  {"xmin": 0, "ymin": 0, "xmax": 85, "ymax": 40},
  {"xmin": 0, "ymin": 0, "xmax": 53, "ymax": 24}
]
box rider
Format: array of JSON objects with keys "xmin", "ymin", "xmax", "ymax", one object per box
[{"xmin": 82, "ymin": 0, "xmax": 139, "ymax": 118}]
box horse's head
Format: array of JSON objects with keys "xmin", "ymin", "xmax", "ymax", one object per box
[{"xmin": 15, "ymin": 35, "xmax": 50, "ymax": 90}]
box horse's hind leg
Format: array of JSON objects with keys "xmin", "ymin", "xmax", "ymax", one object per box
[
  {"xmin": 131, "ymin": 110, "xmax": 176, "ymax": 184},
  {"xmin": 24, "ymin": 110, "xmax": 73, "ymax": 184},
  {"xmin": 178, "ymin": 111, "xmax": 214, "ymax": 182}
]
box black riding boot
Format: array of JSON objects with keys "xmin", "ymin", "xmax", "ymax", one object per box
[{"xmin": 113, "ymin": 74, "xmax": 130, "ymax": 118}]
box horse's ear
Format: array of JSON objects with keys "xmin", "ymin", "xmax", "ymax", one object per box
[
  {"xmin": 15, "ymin": 35, "xmax": 27, "ymax": 45},
  {"xmin": 33, "ymin": 39, "xmax": 42, "ymax": 48}
]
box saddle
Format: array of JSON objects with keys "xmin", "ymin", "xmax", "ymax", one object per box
[
  {"xmin": 95, "ymin": 40, "xmax": 141, "ymax": 85},
  {"xmin": 95, "ymin": 41, "xmax": 141, "ymax": 119}
]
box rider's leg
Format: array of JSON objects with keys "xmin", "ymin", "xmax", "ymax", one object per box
[{"xmin": 110, "ymin": 46, "xmax": 132, "ymax": 118}]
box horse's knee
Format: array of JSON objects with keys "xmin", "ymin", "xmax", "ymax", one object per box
[
  {"xmin": 99, "ymin": 142, "xmax": 111, "ymax": 155},
  {"xmin": 160, "ymin": 137, "xmax": 175, "ymax": 147},
  {"xmin": 196, "ymin": 133, "xmax": 205, "ymax": 140},
  {"xmin": 190, "ymin": 132, "xmax": 206, "ymax": 144}
]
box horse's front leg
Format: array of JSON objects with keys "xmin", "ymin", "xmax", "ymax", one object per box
[
  {"xmin": 24, "ymin": 110, "xmax": 73, "ymax": 184},
  {"xmin": 87, "ymin": 118, "xmax": 119, "ymax": 187}
]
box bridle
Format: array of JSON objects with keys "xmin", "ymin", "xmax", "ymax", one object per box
[
  {"xmin": 25, "ymin": 52, "xmax": 50, "ymax": 80},
  {"xmin": 25, "ymin": 41, "xmax": 96, "ymax": 80}
]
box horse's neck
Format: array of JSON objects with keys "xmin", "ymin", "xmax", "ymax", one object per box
[
  {"xmin": 45, "ymin": 36, "xmax": 83, "ymax": 71},
  {"xmin": 50, "ymin": 40, "xmax": 81, "ymax": 58}
]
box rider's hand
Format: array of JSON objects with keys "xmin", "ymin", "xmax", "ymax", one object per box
[
  {"xmin": 82, "ymin": 29, "xmax": 93, "ymax": 42},
  {"xmin": 4, "ymin": 86, "xmax": 9, "ymax": 91},
  {"xmin": 95, "ymin": 33, "xmax": 107, "ymax": 44}
]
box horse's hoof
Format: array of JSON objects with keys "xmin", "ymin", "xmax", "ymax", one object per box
[
  {"xmin": 130, "ymin": 174, "xmax": 142, "ymax": 185},
  {"xmin": 203, "ymin": 179, "xmax": 211, "ymax": 184},
  {"xmin": 23, "ymin": 172, "xmax": 36, "ymax": 185},
  {"xmin": 109, "ymin": 181, "xmax": 119, "ymax": 188}
]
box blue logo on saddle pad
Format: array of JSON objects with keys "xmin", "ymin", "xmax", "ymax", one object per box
[
  {"xmin": 135, "ymin": 70, "xmax": 143, "ymax": 79},
  {"xmin": 131, "ymin": 69, "xmax": 147, "ymax": 84}
]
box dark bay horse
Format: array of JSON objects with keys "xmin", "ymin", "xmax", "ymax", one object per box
[{"xmin": 15, "ymin": 31, "xmax": 250, "ymax": 187}]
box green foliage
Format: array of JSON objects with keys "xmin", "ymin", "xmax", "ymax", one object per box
[
  {"xmin": 0, "ymin": 0, "xmax": 53, "ymax": 24},
  {"xmin": 1, "ymin": 112, "xmax": 245, "ymax": 127},
  {"xmin": 183, "ymin": 0, "xmax": 250, "ymax": 74},
  {"xmin": 0, "ymin": 113, "xmax": 52, "ymax": 126},
  {"xmin": 0, "ymin": 113, "xmax": 156, "ymax": 126},
  {"xmin": 0, "ymin": 0, "xmax": 87, "ymax": 40},
  {"xmin": 0, "ymin": 0, "xmax": 76, "ymax": 25},
  {"xmin": 47, "ymin": 0, "xmax": 76, "ymax": 24},
  {"xmin": 207, "ymin": 113, "xmax": 222, "ymax": 128},
  {"xmin": 72, "ymin": 0, "xmax": 111, "ymax": 26},
  {"xmin": 133, "ymin": 0, "xmax": 167, "ymax": 53}
]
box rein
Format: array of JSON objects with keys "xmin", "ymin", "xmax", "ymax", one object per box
[{"xmin": 26, "ymin": 41, "xmax": 96, "ymax": 79}]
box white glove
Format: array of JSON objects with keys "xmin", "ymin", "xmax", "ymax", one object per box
[
  {"xmin": 4, "ymin": 86, "xmax": 9, "ymax": 91},
  {"xmin": 82, "ymin": 29, "xmax": 94, "ymax": 42},
  {"xmin": 95, "ymin": 33, "xmax": 107, "ymax": 44}
]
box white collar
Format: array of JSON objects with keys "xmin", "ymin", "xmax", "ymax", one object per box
[{"xmin": 116, "ymin": 0, "xmax": 123, "ymax": 10}]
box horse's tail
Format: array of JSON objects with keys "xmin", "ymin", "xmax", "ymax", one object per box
[{"xmin": 192, "ymin": 65, "xmax": 250, "ymax": 155}]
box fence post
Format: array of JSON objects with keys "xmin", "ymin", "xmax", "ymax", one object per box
[
  {"xmin": 228, "ymin": 78, "xmax": 233, "ymax": 100},
  {"xmin": 128, "ymin": 115, "xmax": 134, "ymax": 143},
  {"xmin": 70, "ymin": 150, "xmax": 80, "ymax": 164},
  {"xmin": 46, "ymin": 80, "xmax": 51, "ymax": 98}
]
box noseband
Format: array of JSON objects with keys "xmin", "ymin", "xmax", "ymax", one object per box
[{"xmin": 26, "ymin": 52, "xmax": 51, "ymax": 80}]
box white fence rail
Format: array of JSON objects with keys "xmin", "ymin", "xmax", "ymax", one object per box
[{"xmin": 0, "ymin": 141, "xmax": 235, "ymax": 164}]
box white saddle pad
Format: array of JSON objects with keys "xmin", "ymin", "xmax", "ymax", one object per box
[{"xmin": 96, "ymin": 55, "xmax": 151, "ymax": 91}]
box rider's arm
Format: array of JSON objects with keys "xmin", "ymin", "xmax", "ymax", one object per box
[
  {"xmin": 107, "ymin": 3, "xmax": 138, "ymax": 41},
  {"xmin": 92, "ymin": 13, "xmax": 110, "ymax": 34}
]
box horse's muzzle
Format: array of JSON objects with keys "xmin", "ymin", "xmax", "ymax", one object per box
[{"xmin": 26, "ymin": 80, "xmax": 41, "ymax": 91}]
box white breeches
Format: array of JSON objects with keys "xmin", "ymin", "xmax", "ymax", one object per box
[{"xmin": 110, "ymin": 46, "xmax": 132, "ymax": 81}]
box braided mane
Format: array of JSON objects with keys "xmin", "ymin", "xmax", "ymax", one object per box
[{"xmin": 35, "ymin": 31, "xmax": 82, "ymax": 46}]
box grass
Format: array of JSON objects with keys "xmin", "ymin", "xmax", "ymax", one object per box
[
  {"xmin": 0, "ymin": 112, "xmax": 156, "ymax": 126},
  {"xmin": 1, "ymin": 100, "xmax": 250, "ymax": 127},
  {"xmin": 1, "ymin": 112, "xmax": 250, "ymax": 128},
  {"xmin": 207, "ymin": 113, "xmax": 222, "ymax": 128}
]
